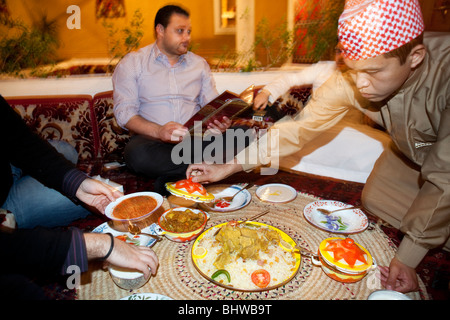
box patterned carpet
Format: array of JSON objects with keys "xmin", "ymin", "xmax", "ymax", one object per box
[{"xmin": 44, "ymin": 166, "xmax": 449, "ymax": 300}]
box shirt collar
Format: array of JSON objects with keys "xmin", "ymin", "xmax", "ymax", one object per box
[{"xmin": 151, "ymin": 43, "xmax": 188, "ymax": 67}]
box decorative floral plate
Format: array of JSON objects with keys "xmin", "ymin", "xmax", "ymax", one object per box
[
  {"xmin": 303, "ymin": 200, "xmax": 368, "ymax": 234},
  {"xmin": 92, "ymin": 221, "xmax": 160, "ymax": 247},
  {"xmin": 120, "ymin": 293, "xmax": 173, "ymax": 300}
]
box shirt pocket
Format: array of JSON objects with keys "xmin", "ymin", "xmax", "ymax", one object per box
[{"xmin": 410, "ymin": 129, "xmax": 436, "ymax": 165}]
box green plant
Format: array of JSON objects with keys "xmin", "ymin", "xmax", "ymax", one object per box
[
  {"xmin": 212, "ymin": 17, "xmax": 296, "ymax": 72},
  {"xmin": 0, "ymin": 14, "xmax": 59, "ymax": 75},
  {"xmin": 103, "ymin": 9, "xmax": 144, "ymax": 62},
  {"xmin": 254, "ymin": 17, "xmax": 297, "ymax": 69}
]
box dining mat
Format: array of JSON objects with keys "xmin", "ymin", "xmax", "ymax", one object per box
[{"xmin": 77, "ymin": 187, "xmax": 429, "ymax": 300}]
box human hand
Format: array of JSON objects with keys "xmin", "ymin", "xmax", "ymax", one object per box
[
  {"xmin": 158, "ymin": 121, "xmax": 189, "ymax": 143},
  {"xmin": 187, "ymin": 162, "xmax": 243, "ymax": 184},
  {"xmin": 206, "ymin": 116, "xmax": 232, "ymax": 134},
  {"xmin": 253, "ymin": 90, "xmax": 270, "ymax": 110},
  {"xmin": 76, "ymin": 178, "xmax": 123, "ymax": 214},
  {"xmin": 84, "ymin": 233, "xmax": 158, "ymax": 279},
  {"xmin": 107, "ymin": 237, "xmax": 159, "ymax": 279},
  {"xmin": 379, "ymin": 257, "xmax": 419, "ymax": 293}
]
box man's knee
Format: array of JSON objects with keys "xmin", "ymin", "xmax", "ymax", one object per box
[
  {"xmin": 361, "ymin": 183, "xmax": 401, "ymax": 229},
  {"xmin": 48, "ymin": 139, "xmax": 78, "ymax": 164}
]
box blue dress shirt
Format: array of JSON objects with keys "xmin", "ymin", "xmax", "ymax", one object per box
[{"xmin": 112, "ymin": 43, "xmax": 218, "ymax": 129}]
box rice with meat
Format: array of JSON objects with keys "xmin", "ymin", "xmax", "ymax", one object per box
[{"xmin": 194, "ymin": 223, "xmax": 298, "ymax": 290}]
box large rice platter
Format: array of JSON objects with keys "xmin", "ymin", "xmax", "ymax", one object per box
[{"xmin": 192, "ymin": 221, "xmax": 301, "ymax": 291}]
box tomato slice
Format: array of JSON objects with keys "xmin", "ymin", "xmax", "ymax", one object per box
[
  {"xmin": 175, "ymin": 177, "xmax": 207, "ymax": 195},
  {"xmin": 115, "ymin": 234, "xmax": 128, "ymax": 242},
  {"xmin": 324, "ymin": 238, "xmax": 367, "ymax": 268},
  {"xmin": 251, "ymin": 269, "xmax": 271, "ymax": 288},
  {"xmin": 215, "ymin": 199, "xmax": 231, "ymax": 208}
]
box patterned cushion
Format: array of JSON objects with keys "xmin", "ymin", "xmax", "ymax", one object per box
[
  {"xmin": 277, "ymin": 85, "xmax": 312, "ymax": 113},
  {"xmin": 5, "ymin": 85, "xmax": 311, "ymax": 165},
  {"xmin": 231, "ymin": 85, "xmax": 312, "ymax": 130},
  {"xmin": 6, "ymin": 95, "xmax": 97, "ymax": 160},
  {"xmin": 92, "ymin": 91, "xmax": 130, "ymax": 160}
]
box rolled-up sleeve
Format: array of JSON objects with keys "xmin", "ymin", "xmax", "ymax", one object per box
[
  {"xmin": 112, "ymin": 53, "xmax": 142, "ymax": 129},
  {"xmin": 397, "ymin": 106, "xmax": 450, "ymax": 268}
]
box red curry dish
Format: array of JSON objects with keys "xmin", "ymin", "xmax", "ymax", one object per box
[{"xmin": 112, "ymin": 195, "xmax": 158, "ymax": 220}]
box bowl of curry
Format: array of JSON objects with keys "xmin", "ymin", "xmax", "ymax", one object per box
[
  {"xmin": 157, "ymin": 207, "xmax": 209, "ymax": 242},
  {"xmin": 105, "ymin": 192, "xmax": 164, "ymax": 223}
]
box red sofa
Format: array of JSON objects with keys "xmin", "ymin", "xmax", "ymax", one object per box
[{"xmin": 6, "ymin": 88, "xmax": 311, "ymax": 193}]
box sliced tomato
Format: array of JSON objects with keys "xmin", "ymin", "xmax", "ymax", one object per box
[
  {"xmin": 115, "ymin": 234, "xmax": 129, "ymax": 242},
  {"xmin": 215, "ymin": 199, "xmax": 231, "ymax": 208},
  {"xmin": 175, "ymin": 177, "xmax": 207, "ymax": 195},
  {"xmin": 251, "ymin": 269, "xmax": 271, "ymax": 288},
  {"xmin": 324, "ymin": 238, "xmax": 367, "ymax": 267}
]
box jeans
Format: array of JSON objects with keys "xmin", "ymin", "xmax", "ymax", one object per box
[{"xmin": 2, "ymin": 140, "xmax": 90, "ymax": 229}]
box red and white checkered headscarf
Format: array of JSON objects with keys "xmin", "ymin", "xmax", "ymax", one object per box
[{"xmin": 338, "ymin": 0, "xmax": 424, "ymax": 60}]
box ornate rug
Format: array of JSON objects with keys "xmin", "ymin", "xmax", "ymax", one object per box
[{"xmin": 77, "ymin": 187, "xmax": 428, "ymax": 300}]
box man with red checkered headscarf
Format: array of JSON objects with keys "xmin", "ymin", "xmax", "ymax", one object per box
[{"xmin": 187, "ymin": 0, "xmax": 450, "ymax": 294}]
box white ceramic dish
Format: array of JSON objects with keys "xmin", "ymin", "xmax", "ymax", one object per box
[
  {"xmin": 108, "ymin": 265, "xmax": 149, "ymax": 290},
  {"xmin": 303, "ymin": 200, "xmax": 368, "ymax": 234},
  {"xmin": 368, "ymin": 290, "xmax": 412, "ymax": 300},
  {"xmin": 255, "ymin": 184, "xmax": 297, "ymax": 203},
  {"xmin": 104, "ymin": 192, "xmax": 164, "ymax": 222},
  {"xmin": 92, "ymin": 221, "xmax": 160, "ymax": 248},
  {"xmin": 199, "ymin": 184, "xmax": 252, "ymax": 212}
]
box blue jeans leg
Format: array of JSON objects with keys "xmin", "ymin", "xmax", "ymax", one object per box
[
  {"xmin": 3, "ymin": 175, "xmax": 90, "ymax": 228},
  {"xmin": 2, "ymin": 140, "xmax": 90, "ymax": 228}
]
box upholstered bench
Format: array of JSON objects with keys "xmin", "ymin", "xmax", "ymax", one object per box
[{"xmin": 6, "ymin": 83, "xmax": 390, "ymax": 190}]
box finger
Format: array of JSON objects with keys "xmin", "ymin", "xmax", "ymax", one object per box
[
  {"xmin": 186, "ymin": 166, "xmax": 193, "ymax": 178},
  {"xmin": 138, "ymin": 246, "xmax": 159, "ymax": 261},
  {"xmin": 139, "ymin": 248, "xmax": 159, "ymax": 275},
  {"xmin": 378, "ymin": 266, "xmax": 389, "ymax": 278},
  {"xmin": 207, "ymin": 121, "xmax": 222, "ymax": 130},
  {"xmin": 190, "ymin": 169, "xmax": 202, "ymax": 176},
  {"xmin": 170, "ymin": 130, "xmax": 187, "ymax": 141},
  {"xmin": 140, "ymin": 264, "xmax": 151, "ymax": 279},
  {"xmin": 191, "ymin": 174, "xmax": 210, "ymax": 184},
  {"xmin": 101, "ymin": 184, "xmax": 122, "ymax": 202},
  {"xmin": 206, "ymin": 128, "xmax": 222, "ymax": 136},
  {"xmin": 384, "ymin": 267, "xmax": 400, "ymax": 291},
  {"xmin": 186, "ymin": 165, "xmax": 203, "ymax": 178},
  {"xmin": 112, "ymin": 189, "xmax": 124, "ymax": 200}
]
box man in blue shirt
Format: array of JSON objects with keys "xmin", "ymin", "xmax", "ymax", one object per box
[{"xmin": 113, "ymin": 5, "xmax": 231, "ymax": 193}]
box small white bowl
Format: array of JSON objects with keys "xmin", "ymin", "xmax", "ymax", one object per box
[
  {"xmin": 108, "ymin": 265, "xmax": 149, "ymax": 290},
  {"xmin": 105, "ymin": 192, "xmax": 164, "ymax": 222},
  {"xmin": 105, "ymin": 192, "xmax": 164, "ymax": 233},
  {"xmin": 368, "ymin": 290, "xmax": 412, "ymax": 300}
]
